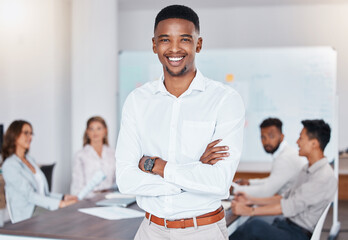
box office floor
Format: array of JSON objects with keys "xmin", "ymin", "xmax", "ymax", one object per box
[{"xmin": 321, "ymin": 200, "xmax": 348, "ymax": 240}]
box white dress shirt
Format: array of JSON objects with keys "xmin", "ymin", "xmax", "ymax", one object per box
[
  {"xmin": 33, "ymin": 167, "xmax": 45, "ymax": 196},
  {"xmin": 234, "ymin": 141, "xmax": 307, "ymax": 197},
  {"xmin": 71, "ymin": 144, "xmax": 116, "ymax": 198},
  {"xmin": 116, "ymin": 70, "xmax": 245, "ymax": 219}
]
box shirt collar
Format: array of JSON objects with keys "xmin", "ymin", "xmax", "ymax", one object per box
[
  {"xmin": 272, "ymin": 140, "xmax": 287, "ymax": 159},
  {"xmin": 84, "ymin": 144, "xmax": 105, "ymax": 156},
  {"xmin": 307, "ymin": 157, "xmax": 328, "ymax": 173},
  {"xmin": 154, "ymin": 69, "xmax": 206, "ymax": 95}
]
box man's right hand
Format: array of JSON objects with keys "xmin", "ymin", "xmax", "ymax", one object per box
[{"xmin": 200, "ymin": 139, "xmax": 229, "ymax": 165}]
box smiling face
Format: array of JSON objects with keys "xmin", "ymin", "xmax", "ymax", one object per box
[
  {"xmin": 152, "ymin": 18, "xmax": 202, "ymax": 78},
  {"xmin": 15, "ymin": 124, "xmax": 33, "ymax": 152},
  {"xmin": 87, "ymin": 121, "xmax": 107, "ymax": 145},
  {"xmin": 260, "ymin": 126, "xmax": 284, "ymax": 154},
  {"xmin": 297, "ymin": 128, "xmax": 316, "ymax": 157}
]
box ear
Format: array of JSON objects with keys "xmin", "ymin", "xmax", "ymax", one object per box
[
  {"xmin": 196, "ymin": 37, "xmax": 203, "ymax": 53},
  {"xmin": 152, "ymin": 37, "xmax": 157, "ymax": 54},
  {"xmin": 280, "ymin": 134, "xmax": 284, "ymax": 142},
  {"xmin": 311, "ymin": 139, "xmax": 320, "ymax": 150}
]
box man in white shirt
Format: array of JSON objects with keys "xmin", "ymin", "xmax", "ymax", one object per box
[
  {"xmin": 233, "ymin": 118, "xmax": 306, "ymax": 197},
  {"xmin": 115, "ymin": 5, "xmax": 245, "ymax": 240}
]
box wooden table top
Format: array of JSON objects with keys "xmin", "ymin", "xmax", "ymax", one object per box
[{"xmin": 0, "ymin": 194, "xmax": 238, "ymax": 240}]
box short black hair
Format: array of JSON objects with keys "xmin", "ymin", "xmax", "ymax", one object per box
[
  {"xmin": 260, "ymin": 118, "xmax": 283, "ymax": 133},
  {"xmin": 154, "ymin": 5, "xmax": 200, "ymax": 33},
  {"xmin": 301, "ymin": 119, "xmax": 331, "ymax": 151}
]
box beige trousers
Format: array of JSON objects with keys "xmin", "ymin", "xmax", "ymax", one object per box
[{"xmin": 134, "ymin": 217, "xmax": 228, "ymax": 240}]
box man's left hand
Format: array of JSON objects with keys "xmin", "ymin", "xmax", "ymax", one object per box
[{"xmin": 200, "ymin": 139, "xmax": 230, "ymax": 165}]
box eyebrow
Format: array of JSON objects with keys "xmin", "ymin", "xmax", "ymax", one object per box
[
  {"xmin": 157, "ymin": 34, "xmax": 193, "ymax": 38},
  {"xmin": 158, "ymin": 34, "xmax": 169, "ymax": 38}
]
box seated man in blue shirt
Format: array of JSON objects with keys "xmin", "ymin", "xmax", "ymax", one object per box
[{"xmin": 230, "ymin": 119, "xmax": 337, "ymax": 240}]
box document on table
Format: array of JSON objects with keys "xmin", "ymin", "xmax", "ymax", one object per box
[
  {"xmin": 230, "ymin": 182, "xmax": 239, "ymax": 189},
  {"xmin": 78, "ymin": 206, "xmax": 144, "ymax": 220},
  {"xmin": 222, "ymin": 200, "xmax": 232, "ymax": 210},
  {"xmin": 105, "ymin": 192, "xmax": 136, "ymax": 199},
  {"xmin": 96, "ymin": 198, "xmax": 136, "ymax": 207}
]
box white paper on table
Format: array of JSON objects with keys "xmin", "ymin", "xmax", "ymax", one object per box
[
  {"xmin": 222, "ymin": 200, "xmax": 232, "ymax": 210},
  {"xmin": 105, "ymin": 192, "xmax": 136, "ymax": 199},
  {"xmin": 230, "ymin": 182, "xmax": 239, "ymax": 189},
  {"xmin": 78, "ymin": 207, "xmax": 144, "ymax": 220}
]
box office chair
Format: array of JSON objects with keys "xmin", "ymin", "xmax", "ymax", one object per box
[
  {"xmin": 5, "ymin": 192, "xmax": 14, "ymax": 224},
  {"xmin": 40, "ymin": 163, "xmax": 56, "ymax": 191},
  {"xmin": 310, "ymin": 203, "xmax": 332, "ymax": 240}
]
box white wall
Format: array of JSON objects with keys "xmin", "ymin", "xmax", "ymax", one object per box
[
  {"xmin": 71, "ymin": 0, "xmax": 118, "ymax": 158},
  {"xmin": 0, "ymin": 0, "xmax": 118, "ymax": 194},
  {"xmin": 118, "ymin": 3, "xmax": 348, "ymax": 150},
  {"xmin": 0, "ymin": 0, "xmax": 71, "ymax": 193}
]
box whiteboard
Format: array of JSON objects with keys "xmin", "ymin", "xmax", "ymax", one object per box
[{"xmin": 118, "ymin": 47, "xmax": 337, "ymax": 163}]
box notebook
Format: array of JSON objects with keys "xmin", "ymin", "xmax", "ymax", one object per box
[{"xmin": 96, "ymin": 198, "xmax": 136, "ymax": 208}]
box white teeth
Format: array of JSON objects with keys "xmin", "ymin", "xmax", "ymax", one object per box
[{"xmin": 168, "ymin": 57, "xmax": 183, "ymax": 62}]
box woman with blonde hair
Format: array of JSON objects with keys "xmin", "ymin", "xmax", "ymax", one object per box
[
  {"xmin": 1, "ymin": 120, "xmax": 77, "ymax": 223},
  {"xmin": 70, "ymin": 116, "xmax": 116, "ymax": 198}
]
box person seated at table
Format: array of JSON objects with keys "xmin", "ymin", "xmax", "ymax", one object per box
[
  {"xmin": 71, "ymin": 116, "xmax": 116, "ymax": 198},
  {"xmin": 230, "ymin": 119, "xmax": 337, "ymax": 240},
  {"xmin": 233, "ymin": 117, "xmax": 306, "ymax": 197},
  {"xmin": 1, "ymin": 120, "xmax": 78, "ymax": 223}
]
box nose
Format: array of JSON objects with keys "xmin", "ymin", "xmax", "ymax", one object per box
[
  {"xmin": 169, "ymin": 39, "xmax": 180, "ymax": 52},
  {"xmin": 262, "ymin": 138, "xmax": 270, "ymax": 145}
]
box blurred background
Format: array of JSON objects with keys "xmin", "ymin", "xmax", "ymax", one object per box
[{"xmin": 0, "ymin": 0, "xmax": 348, "ymax": 195}]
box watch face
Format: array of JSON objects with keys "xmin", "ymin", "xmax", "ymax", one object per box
[{"xmin": 144, "ymin": 158, "xmax": 155, "ymax": 172}]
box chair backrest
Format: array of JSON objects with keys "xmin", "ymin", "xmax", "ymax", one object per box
[
  {"xmin": 310, "ymin": 202, "xmax": 331, "ymax": 240},
  {"xmin": 40, "ymin": 163, "xmax": 56, "ymax": 191},
  {"xmin": 5, "ymin": 191, "xmax": 14, "ymax": 223}
]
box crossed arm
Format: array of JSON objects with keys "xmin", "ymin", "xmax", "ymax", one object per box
[
  {"xmin": 116, "ymin": 90, "xmax": 245, "ymax": 198},
  {"xmin": 138, "ymin": 139, "xmax": 230, "ymax": 176}
]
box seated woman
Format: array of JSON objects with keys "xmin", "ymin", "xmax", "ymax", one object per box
[
  {"xmin": 71, "ymin": 116, "xmax": 116, "ymax": 198},
  {"xmin": 1, "ymin": 120, "xmax": 78, "ymax": 223}
]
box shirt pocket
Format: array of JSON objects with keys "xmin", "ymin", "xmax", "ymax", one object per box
[{"xmin": 181, "ymin": 120, "xmax": 216, "ymax": 160}]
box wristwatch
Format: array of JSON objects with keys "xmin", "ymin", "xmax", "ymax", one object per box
[{"xmin": 144, "ymin": 157, "xmax": 157, "ymax": 172}]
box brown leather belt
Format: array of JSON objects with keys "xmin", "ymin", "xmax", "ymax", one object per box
[{"xmin": 145, "ymin": 206, "xmax": 225, "ymax": 229}]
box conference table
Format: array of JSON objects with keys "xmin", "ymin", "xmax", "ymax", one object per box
[{"xmin": 0, "ymin": 194, "xmax": 245, "ymax": 240}]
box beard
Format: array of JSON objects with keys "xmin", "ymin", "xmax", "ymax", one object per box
[
  {"xmin": 165, "ymin": 66, "xmax": 187, "ymax": 77},
  {"xmin": 264, "ymin": 141, "xmax": 281, "ymax": 154}
]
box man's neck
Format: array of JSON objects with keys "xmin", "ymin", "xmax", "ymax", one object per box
[
  {"xmin": 307, "ymin": 151, "xmax": 325, "ymax": 167},
  {"xmin": 163, "ymin": 70, "xmax": 196, "ymax": 98}
]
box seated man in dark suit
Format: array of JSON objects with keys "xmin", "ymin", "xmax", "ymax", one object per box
[{"xmin": 230, "ymin": 119, "xmax": 337, "ymax": 240}]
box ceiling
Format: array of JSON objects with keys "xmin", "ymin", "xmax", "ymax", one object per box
[{"xmin": 119, "ymin": 0, "xmax": 348, "ymax": 10}]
